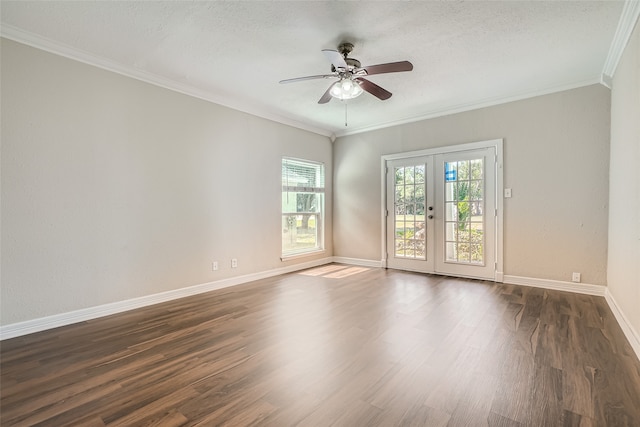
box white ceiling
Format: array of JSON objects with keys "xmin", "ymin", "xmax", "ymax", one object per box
[{"xmin": 0, "ymin": 1, "xmax": 628, "ymax": 137}]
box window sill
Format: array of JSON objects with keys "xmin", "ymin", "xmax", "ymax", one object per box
[{"xmin": 281, "ymin": 249, "xmax": 326, "ymax": 262}]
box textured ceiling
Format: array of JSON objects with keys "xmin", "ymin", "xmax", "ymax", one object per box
[{"xmin": 0, "ymin": 1, "xmax": 625, "ymax": 137}]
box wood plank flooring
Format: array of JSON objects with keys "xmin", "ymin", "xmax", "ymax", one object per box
[{"xmin": 2, "ymin": 265, "xmax": 640, "ymax": 426}]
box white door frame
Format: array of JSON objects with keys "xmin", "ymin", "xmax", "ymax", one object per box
[{"xmin": 380, "ymin": 139, "xmax": 504, "ymax": 282}]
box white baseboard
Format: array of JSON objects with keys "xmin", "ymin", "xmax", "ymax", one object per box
[
  {"xmin": 4, "ymin": 261, "xmax": 638, "ymax": 364},
  {"xmin": 0, "ymin": 257, "xmax": 333, "ymax": 340},
  {"xmin": 604, "ymin": 289, "xmax": 640, "ymax": 361},
  {"xmin": 331, "ymin": 257, "xmax": 383, "ymax": 268},
  {"xmin": 503, "ymin": 275, "xmax": 606, "ymax": 296}
]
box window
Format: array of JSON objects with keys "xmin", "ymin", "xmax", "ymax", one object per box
[{"xmin": 282, "ymin": 158, "xmax": 325, "ymax": 257}]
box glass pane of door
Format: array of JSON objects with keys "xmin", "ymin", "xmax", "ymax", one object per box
[
  {"xmin": 444, "ymin": 158, "xmax": 485, "ymax": 265},
  {"xmin": 393, "ymin": 165, "xmax": 426, "ymax": 259}
]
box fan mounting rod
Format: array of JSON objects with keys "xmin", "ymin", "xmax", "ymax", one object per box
[{"xmin": 337, "ymin": 42, "xmax": 354, "ymax": 58}]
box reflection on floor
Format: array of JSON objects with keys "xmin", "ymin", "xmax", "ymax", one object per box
[
  {"xmin": 298, "ymin": 264, "xmax": 370, "ymax": 278},
  {"xmin": 2, "ymin": 266, "xmax": 640, "ymax": 425}
]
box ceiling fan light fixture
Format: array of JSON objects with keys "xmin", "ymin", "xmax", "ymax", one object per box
[
  {"xmin": 330, "ymin": 77, "xmax": 363, "ymax": 100},
  {"xmin": 281, "ymin": 43, "xmax": 412, "ymax": 105}
]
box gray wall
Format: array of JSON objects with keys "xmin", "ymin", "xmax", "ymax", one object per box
[
  {"xmin": 0, "ymin": 35, "xmax": 620, "ymax": 328},
  {"xmin": 1, "ymin": 39, "xmax": 332, "ymax": 325},
  {"xmin": 608, "ymin": 21, "xmax": 640, "ymax": 335},
  {"xmin": 334, "ymin": 84, "xmax": 611, "ymax": 286}
]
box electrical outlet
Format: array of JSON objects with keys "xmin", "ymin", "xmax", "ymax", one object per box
[
  {"xmin": 231, "ymin": 258, "xmax": 238, "ymax": 268},
  {"xmin": 212, "ymin": 261, "xmax": 218, "ymax": 271},
  {"xmin": 504, "ymin": 188, "xmax": 512, "ymax": 198},
  {"xmin": 572, "ymin": 272, "xmax": 581, "ymax": 283}
]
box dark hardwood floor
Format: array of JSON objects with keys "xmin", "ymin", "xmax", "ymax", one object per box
[{"xmin": 2, "ymin": 264, "xmax": 640, "ymax": 426}]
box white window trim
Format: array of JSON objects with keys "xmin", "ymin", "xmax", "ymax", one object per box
[
  {"xmin": 281, "ymin": 157, "xmax": 326, "ymax": 259},
  {"xmin": 280, "ymin": 249, "xmax": 327, "ymax": 262}
]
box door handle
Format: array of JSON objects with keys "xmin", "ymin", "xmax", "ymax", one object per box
[{"xmin": 428, "ymin": 215, "xmax": 434, "ymax": 219}]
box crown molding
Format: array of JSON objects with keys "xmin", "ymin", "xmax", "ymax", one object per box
[
  {"xmin": 600, "ymin": 73, "xmax": 614, "ymax": 89},
  {"xmin": 0, "ymin": 25, "xmax": 334, "ymax": 138},
  {"xmin": 1, "ymin": 18, "xmax": 622, "ymax": 142},
  {"xmin": 334, "ymin": 77, "xmax": 603, "ymax": 138},
  {"xmin": 602, "ymin": 0, "xmax": 640, "ymax": 78}
]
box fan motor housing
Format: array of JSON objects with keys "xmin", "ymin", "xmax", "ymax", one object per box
[
  {"xmin": 331, "ymin": 57, "xmax": 361, "ymax": 72},
  {"xmin": 345, "ymin": 58, "xmax": 361, "ymax": 68}
]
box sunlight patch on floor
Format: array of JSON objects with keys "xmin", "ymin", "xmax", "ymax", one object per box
[
  {"xmin": 324, "ymin": 266, "xmax": 369, "ymax": 278},
  {"xmin": 298, "ymin": 265, "xmax": 370, "ymax": 278}
]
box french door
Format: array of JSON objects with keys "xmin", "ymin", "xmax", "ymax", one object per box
[{"xmin": 386, "ymin": 147, "xmax": 498, "ymax": 280}]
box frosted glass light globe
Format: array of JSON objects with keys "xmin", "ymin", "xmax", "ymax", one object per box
[{"xmin": 330, "ymin": 78, "xmax": 363, "ymax": 100}]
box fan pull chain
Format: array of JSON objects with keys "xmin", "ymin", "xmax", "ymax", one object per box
[{"xmin": 344, "ymin": 101, "xmax": 348, "ymax": 127}]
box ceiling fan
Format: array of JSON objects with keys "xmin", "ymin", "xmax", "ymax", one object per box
[{"xmin": 279, "ymin": 42, "xmax": 413, "ymax": 104}]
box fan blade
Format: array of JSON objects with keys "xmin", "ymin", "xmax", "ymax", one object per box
[
  {"xmin": 322, "ymin": 49, "xmax": 348, "ymax": 70},
  {"xmin": 279, "ymin": 74, "xmax": 336, "ymax": 84},
  {"xmin": 360, "ymin": 61, "xmax": 413, "ymax": 76},
  {"xmin": 318, "ymin": 83, "xmax": 335, "ymax": 104},
  {"xmin": 356, "ymin": 78, "xmax": 392, "ymax": 100}
]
